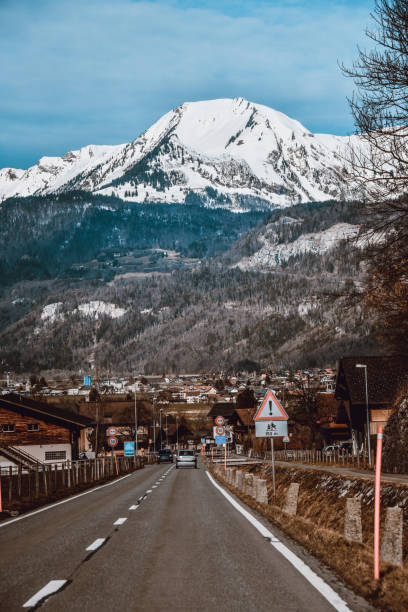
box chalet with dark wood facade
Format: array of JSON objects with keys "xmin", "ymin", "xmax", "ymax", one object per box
[
  {"xmin": 334, "ymin": 356, "xmax": 408, "ymax": 448},
  {"xmin": 0, "ymin": 394, "xmax": 92, "ymax": 466}
]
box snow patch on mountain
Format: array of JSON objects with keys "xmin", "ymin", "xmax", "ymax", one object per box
[
  {"xmin": 236, "ymin": 223, "xmax": 360, "ymax": 270},
  {"xmin": 41, "ymin": 302, "xmax": 64, "ymax": 322},
  {"xmin": 39, "ymin": 300, "xmax": 126, "ymax": 327},
  {"xmin": 75, "ymin": 301, "xmax": 127, "ymax": 319}
]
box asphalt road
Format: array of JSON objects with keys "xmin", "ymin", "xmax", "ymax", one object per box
[{"xmin": 0, "ymin": 460, "xmax": 372, "ymax": 611}]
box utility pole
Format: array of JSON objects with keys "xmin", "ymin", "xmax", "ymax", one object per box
[
  {"xmin": 176, "ymin": 415, "xmax": 179, "ymax": 451},
  {"xmin": 165, "ymin": 413, "xmax": 168, "ymax": 447},
  {"xmin": 134, "ymin": 381, "xmax": 138, "ymax": 456},
  {"xmin": 152, "ymin": 396, "xmax": 156, "ymax": 454},
  {"xmin": 160, "ymin": 408, "xmax": 163, "ymax": 449}
]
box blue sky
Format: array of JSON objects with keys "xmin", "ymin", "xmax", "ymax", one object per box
[{"xmin": 0, "ymin": 0, "xmax": 374, "ymax": 169}]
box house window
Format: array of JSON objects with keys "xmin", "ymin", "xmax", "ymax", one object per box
[
  {"xmin": 2, "ymin": 424, "xmax": 15, "ymax": 432},
  {"xmin": 27, "ymin": 423, "xmax": 39, "ymax": 432},
  {"xmin": 45, "ymin": 451, "xmax": 66, "ymax": 461}
]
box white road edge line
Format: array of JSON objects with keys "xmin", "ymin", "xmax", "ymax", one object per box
[
  {"xmin": 129, "ymin": 505, "xmax": 138, "ymax": 510},
  {"xmin": 86, "ymin": 538, "xmax": 106, "ymax": 552},
  {"xmin": 0, "ymin": 471, "xmax": 137, "ymax": 529},
  {"xmin": 113, "ymin": 518, "xmax": 127, "ymax": 525},
  {"xmin": 206, "ymin": 471, "xmax": 351, "ymax": 612},
  {"xmin": 23, "ymin": 580, "xmax": 67, "ymax": 608}
]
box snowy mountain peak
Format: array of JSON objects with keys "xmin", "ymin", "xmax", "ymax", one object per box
[{"xmin": 0, "ymin": 98, "xmax": 362, "ymax": 209}]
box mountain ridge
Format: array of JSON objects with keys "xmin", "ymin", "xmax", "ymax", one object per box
[{"xmin": 0, "ymin": 98, "xmax": 362, "ymax": 210}]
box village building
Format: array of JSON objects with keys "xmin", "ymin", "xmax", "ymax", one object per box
[
  {"xmin": 0, "ymin": 394, "xmax": 92, "ymax": 467},
  {"xmin": 334, "ymin": 355, "xmax": 408, "ymax": 451}
]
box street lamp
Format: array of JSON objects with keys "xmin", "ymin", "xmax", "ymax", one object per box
[
  {"xmin": 160, "ymin": 408, "xmax": 163, "ymax": 449},
  {"xmin": 134, "ymin": 381, "xmax": 138, "ymax": 457},
  {"xmin": 356, "ymin": 364, "xmax": 371, "ymax": 465},
  {"xmin": 152, "ymin": 396, "xmax": 156, "ymax": 454},
  {"xmin": 165, "ymin": 413, "xmax": 168, "ymax": 447},
  {"xmin": 176, "ymin": 415, "xmax": 179, "ymax": 451}
]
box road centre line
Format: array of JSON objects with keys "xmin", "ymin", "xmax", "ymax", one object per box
[
  {"xmin": 86, "ymin": 538, "xmax": 106, "ymax": 552},
  {"xmin": 113, "ymin": 518, "xmax": 127, "ymax": 525},
  {"xmin": 23, "ymin": 580, "xmax": 67, "ymax": 608},
  {"xmin": 206, "ymin": 471, "xmax": 351, "ymax": 612},
  {"xmin": 0, "ymin": 471, "xmax": 138, "ymax": 529},
  {"xmin": 146, "ymin": 489, "xmax": 152, "ymax": 494},
  {"xmin": 129, "ymin": 505, "xmax": 138, "ymax": 510}
]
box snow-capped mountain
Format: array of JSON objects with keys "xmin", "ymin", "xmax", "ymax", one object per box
[{"xmin": 0, "ymin": 98, "xmax": 361, "ymax": 209}]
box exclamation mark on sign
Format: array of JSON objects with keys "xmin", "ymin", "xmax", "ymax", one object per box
[{"xmin": 269, "ymin": 400, "xmax": 273, "ymax": 415}]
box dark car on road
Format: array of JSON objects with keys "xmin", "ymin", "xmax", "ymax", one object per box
[{"xmin": 158, "ymin": 449, "xmax": 173, "ymax": 463}]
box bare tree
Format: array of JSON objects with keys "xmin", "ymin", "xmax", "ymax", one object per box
[
  {"xmin": 342, "ymin": 1, "xmax": 408, "ymax": 350},
  {"xmin": 342, "ymin": 1, "xmax": 408, "ymax": 230}
]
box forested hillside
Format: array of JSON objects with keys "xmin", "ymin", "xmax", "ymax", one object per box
[{"xmin": 0, "ymin": 197, "xmax": 379, "ymax": 374}]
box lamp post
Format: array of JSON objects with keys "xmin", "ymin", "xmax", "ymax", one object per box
[
  {"xmin": 356, "ymin": 364, "xmax": 371, "ymax": 465},
  {"xmin": 160, "ymin": 408, "xmax": 163, "ymax": 449},
  {"xmin": 134, "ymin": 382, "xmax": 138, "ymax": 457},
  {"xmin": 152, "ymin": 396, "xmax": 156, "ymax": 454},
  {"xmin": 165, "ymin": 413, "xmax": 168, "ymax": 447},
  {"xmin": 176, "ymin": 415, "xmax": 179, "ymax": 451}
]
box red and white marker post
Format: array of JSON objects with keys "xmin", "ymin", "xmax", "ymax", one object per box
[{"xmin": 374, "ymin": 427, "xmax": 383, "ymax": 580}]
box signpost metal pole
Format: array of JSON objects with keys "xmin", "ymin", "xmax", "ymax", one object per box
[
  {"xmin": 176, "ymin": 415, "xmax": 179, "ymax": 451},
  {"xmin": 271, "ymin": 437, "xmax": 276, "ymax": 499},
  {"xmin": 160, "ymin": 408, "xmax": 163, "ymax": 449},
  {"xmin": 224, "ymin": 443, "xmax": 227, "ymax": 471}
]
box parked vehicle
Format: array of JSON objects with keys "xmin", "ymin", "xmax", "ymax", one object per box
[
  {"xmin": 339, "ymin": 441, "xmax": 353, "ymax": 453},
  {"xmin": 158, "ymin": 449, "xmax": 173, "ymax": 463},
  {"xmin": 322, "ymin": 444, "xmax": 340, "ymax": 455},
  {"xmin": 176, "ymin": 449, "xmax": 197, "ymax": 469}
]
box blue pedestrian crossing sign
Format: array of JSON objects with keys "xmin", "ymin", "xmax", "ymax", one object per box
[
  {"xmin": 215, "ymin": 435, "xmax": 226, "ymax": 445},
  {"xmin": 124, "ymin": 441, "xmax": 135, "ymax": 456}
]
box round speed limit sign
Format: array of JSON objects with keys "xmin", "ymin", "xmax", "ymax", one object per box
[
  {"xmin": 215, "ymin": 426, "xmax": 225, "ymax": 436},
  {"xmin": 108, "ymin": 436, "xmax": 118, "ymax": 448},
  {"xmin": 215, "ymin": 416, "xmax": 225, "ymax": 426}
]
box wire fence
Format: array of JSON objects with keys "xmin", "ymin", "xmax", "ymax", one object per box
[{"xmin": 248, "ymin": 448, "xmax": 374, "ymax": 470}]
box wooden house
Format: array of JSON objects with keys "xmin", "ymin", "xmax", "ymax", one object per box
[
  {"xmin": 0, "ymin": 394, "xmax": 92, "ymax": 466},
  {"xmin": 334, "ymin": 356, "xmax": 408, "ymax": 449}
]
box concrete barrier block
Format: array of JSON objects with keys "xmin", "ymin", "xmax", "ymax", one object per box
[
  {"xmin": 381, "ymin": 506, "xmax": 403, "ymax": 566},
  {"xmin": 235, "ymin": 470, "xmax": 243, "ymax": 490},
  {"xmin": 344, "ymin": 497, "xmax": 362, "ymax": 543},
  {"xmin": 255, "ymin": 478, "xmax": 268, "ymax": 503},
  {"xmin": 244, "ymin": 473, "xmax": 254, "ymax": 496},
  {"xmin": 283, "ymin": 483, "xmax": 300, "ymax": 515}
]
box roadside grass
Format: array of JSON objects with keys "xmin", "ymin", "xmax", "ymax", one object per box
[{"xmin": 209, "ymin": 462, "xmax": 408, "ymax": 611}]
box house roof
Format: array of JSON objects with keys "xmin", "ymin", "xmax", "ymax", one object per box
[
  {"xmin": 0, "ymin": 394, "xmax": 92, "ymax": 428},
  {"xmin": 207, "ymin": 403, "xmax": 236, "ymax": 419},
  {"xmin": 335, "ymin": 356, "xmax": 408, "ymax": 406}
]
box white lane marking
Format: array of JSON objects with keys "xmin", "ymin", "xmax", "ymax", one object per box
[
  {"xmin": 146, "ymin": 489, "xmax": 152, "ymax": 494},
  {"xmin": 23, "ymin": 580, "xmax": 67, "ymax": 608},
  {"xmin": 129, "ymin": 505, "xmax": 138, "ymax": 510},
  {"xmin": 0, "ymin": 471, "xmax": 138, "ymax": 529},
  {"xmin": 152, "ymin": 485, "xmax": 157, "ymax": 488},
  {"xmin": 86, "ymin": 538, "xmax": 105, "ymax": 552},
  {"xmin": 113, "ymin": 518, "xmax": 127, "ymax": 525},
  {"xmin": 206, "ymin": 471, "xmax": 351, "ymax": 612}
]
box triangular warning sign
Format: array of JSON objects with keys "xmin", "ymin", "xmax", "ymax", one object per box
[{"xmin": 255, "ymin": 389, "xmax": 288, "ymax": 421}]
